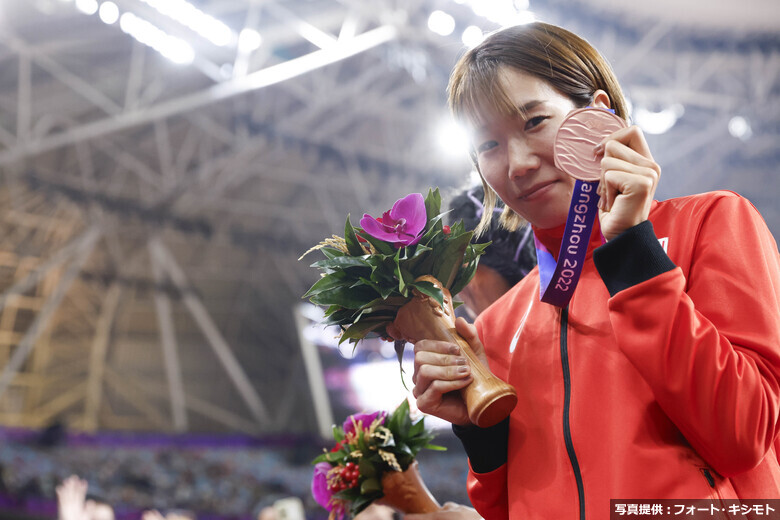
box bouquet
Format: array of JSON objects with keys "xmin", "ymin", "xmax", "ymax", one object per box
[
  {"xmin": 301, "ymin": 189, "xmax": 518, "ymax": 428},
  {"xmin": 301, "ymin": 188, "xmax": 486, "ymax": 350},
  {"xmin": 311, "ymin": 400, "xmax": 444, "ymax": 518}
]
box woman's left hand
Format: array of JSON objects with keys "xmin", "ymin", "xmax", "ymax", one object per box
[{"xmin": 595, "ymin": 125, "xmax": 661, "ymax": 241}]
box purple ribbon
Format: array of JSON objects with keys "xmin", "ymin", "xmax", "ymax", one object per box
[{"xmin": 534, "ymin": 180, "xmax": 600, "ymax": 307}]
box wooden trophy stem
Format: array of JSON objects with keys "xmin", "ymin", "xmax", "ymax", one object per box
[{"xmin": 390, "ymin": 275, "xmax": 517, "ymax": 428}]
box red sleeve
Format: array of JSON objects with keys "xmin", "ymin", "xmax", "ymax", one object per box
[
  {"xmin": 605, "ymin": 195, "xmax": 780, "ymax": 476},
  {"xmin": 461, "ymin": 320, "xmax": 509, "ymax": 519},
  {"xmin": 466, "ymin": 462, "xmax": 508, "ymax": 520}
]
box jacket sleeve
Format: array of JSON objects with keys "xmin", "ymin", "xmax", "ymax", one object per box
[
  {"xmin": 452, "ymin": 416, "xmax": 509, "ymax": 518},
  {"xmin": 593, "ymin": 194, "xmax": 780, "ymax": 477}
]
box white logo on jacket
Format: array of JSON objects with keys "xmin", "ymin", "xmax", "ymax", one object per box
[
  {"xmin": 510, "ymin": 299, "xmax": 535, "ymax": 353},
  {"xmin": 658, "ymin": 237, "xmax": 669, "ymax": 253}
]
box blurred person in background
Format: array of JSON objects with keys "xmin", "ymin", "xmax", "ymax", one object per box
[{"xmin": 447, "ymin": 184, "xmax": 535, "ymax": 319}]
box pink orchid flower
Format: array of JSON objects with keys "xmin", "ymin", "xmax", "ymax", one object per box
[{"xmin": 360, "ymin": 193, "xmax": 427, "ymax": 247}]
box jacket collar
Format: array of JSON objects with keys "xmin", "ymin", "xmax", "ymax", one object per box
[{"xmin": 532, "ymin": 218, "xmax": 604, "ymax": 262}]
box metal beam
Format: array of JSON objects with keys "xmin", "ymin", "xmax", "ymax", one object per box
[
  {"xmin": 30, "ymin": 381, "xmax": 87, "ymax": 427},
  {"xmin": 0, "ymin": 226, "xmax": 101, "ymax": 313},
  {"xmin": 83, "ymin": 282, "xmax": 122, "ymax": 432},
  {"xmin": 149, "ymin": 243, "xmax": 188, "ymax": 432},
  {"xmin": 17, "ymin": 53, "xmax": 31, "ymax": 141},
  {"xmin": 294, "ymin": 304, "xmax": 333, "ymax": 439},
  {"xmin": 0, "ymin": 25, "xmax": 398, "ymax": 166},
  {"xmin": 0, "ymin": 32, "xmax": 122, "ymax": 117},
  {"xmin": 0, "ymin": 228, "xmax": 100, "ymax": 402},
  {"xmin": 103, "ymin": 369, "xmax": 170, "ymax": 430},
  {"xmin": 150, "ymin": 239, "xmax": 271, "ymax": 425}
]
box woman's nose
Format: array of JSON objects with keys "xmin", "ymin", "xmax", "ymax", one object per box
[{"xmin": 507, "ymin": 136, "xmax": 539, "ymax": 178}]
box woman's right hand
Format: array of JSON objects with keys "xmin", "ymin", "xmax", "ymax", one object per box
[{"xmin": 412, "ymin": 318, "xmax": 487, "ymax": 426}]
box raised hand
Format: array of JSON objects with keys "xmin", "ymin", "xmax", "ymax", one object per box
[
  {"xmin": 596, "ymin": 125, "xmax": 661, "ymax": 241},
  {"xmin": 56, "ymin": 475, "xmax": 90, "ymax": 520}
]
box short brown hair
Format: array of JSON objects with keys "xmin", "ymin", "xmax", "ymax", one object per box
[{"xmin": 448, "ymin": 22, "xmax": 628, "ymax": 234}]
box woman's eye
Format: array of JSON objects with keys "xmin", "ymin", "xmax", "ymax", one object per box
[
  {"xmin": 477, "ymin": 140, "xmax": 498, "ymax": 153},
  {"xmin": 524, "ymin": 116, "xmax": 547, "ymax": 130}
]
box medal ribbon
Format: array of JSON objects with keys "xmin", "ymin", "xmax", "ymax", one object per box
[{"xmin": 534, "ymin": 179, "xmax": 600, "ymax": 307}]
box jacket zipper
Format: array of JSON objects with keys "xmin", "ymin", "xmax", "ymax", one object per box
[
  {"xmin": 561, "ymin": 306, "xmax": 586, "ymax": 520},
  {"xmin": 700, "ymin": 468, "xmax": 731, "ymax": 520}
]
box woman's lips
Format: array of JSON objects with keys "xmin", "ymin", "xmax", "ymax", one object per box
[{"xmin": 519, "ymin": 180, "xmax": 556, "ymax": 201}]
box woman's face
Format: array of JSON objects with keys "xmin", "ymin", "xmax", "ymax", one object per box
[{"xmin": 471, "ymin": 67, "xmax": 580, "ymax": 229}]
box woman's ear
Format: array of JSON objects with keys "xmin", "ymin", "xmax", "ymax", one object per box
[{"xmin": 592, "ymin": 90, "xmax": 611, "ymax": 109}]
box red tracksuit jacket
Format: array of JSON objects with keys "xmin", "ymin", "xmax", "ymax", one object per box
[{"xmin": 455, "ymin": 191, "xmax": 780, "ymax": 519}]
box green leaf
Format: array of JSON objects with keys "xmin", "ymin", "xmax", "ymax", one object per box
[
  {"xmin": 323, "ymin": 307, "xmax": 357, "ymax": 326},
  {"xmin": 431, "ymin": 231, "xmax": 473, "ymax": 289},
  {"xmin": 339, "ymin": 319, "xmax": 387, "ymax": 344},
  {"xmin": 358, "ymin": 457, "xmax": 376, "ymax": 478},
  {"xmin": 408, "ymin": 280, "xmax": 444, "ymax": 309},
  {"xmin": 418, "ymin": 214, "xmax": 447, "ymax": 245},
  {"xmin": 302, "ymin": 272, "xmax": 347, "ymax": 298},
  {"xmin": 393, "ymin": 252, "xmax": 412, "ymax": 295},
  {"xmin": 312, "ymin": 255, "xmax": 371, "ymax": 270},
  {"xmin": 344, "ymin": 216, "xmax": 366, "ymax": 256},
  {"xmin": 320, "ymin": 247, "xmax": 345, "ymax": 260},
  {"xmin": 400, "ymin": 244, "xmax": 432, "ymax": 276},
  {"xmin": 358, "ymin": 277, "xmax": 396, "ymax": 300},
  {"xmin": 351, "ymin": 494, "xmax": 378, "ymax": 517},
  {"xmin": 310, "ymin": 285, "xmax": 379, "ymax": 309},
  {"xmin": 408, "ymin": 418, "xmax": 425, "ymax": 437},
  {"xmin": 423, "ymin": 443, "xmax": 447, "ymax": 451},
  {"xmin": 358, "ymin": 230, "xmax": 395, "ymax": 256},
  {"xmin": 312, "ymin": 453, "xmax": 331, "ymax": 464},
  {"xmin": 449, "ymin": 241, "xmax": 490, "ymax": 296},
  {"xmin": 360, "ymin": 477, "xmax": 381, "ymax": 495},
  {"xmin": 423, "ymin": 188, "xmax": 442, "ymax": 223}
]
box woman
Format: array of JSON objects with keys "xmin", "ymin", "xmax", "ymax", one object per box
[{"xmin": 411, "ymin": 22, "xmax": 780, "ymax": 519}]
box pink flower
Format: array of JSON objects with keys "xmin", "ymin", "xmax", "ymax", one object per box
[
  {"xmin": 343, "ymin": 411, "xmax": 386, "ymax": 437},
  {"xmin": 312, "ymin": 462, "xmax": 333, "ymax": 509},
  {"xmin": 312, "ymin": 462, "xmax": 348, "ymax": 520},
  {"xmin": 360, "ymin": 193, "xmax": 427, "ymax": 247}
]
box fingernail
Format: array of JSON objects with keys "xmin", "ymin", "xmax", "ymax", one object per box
[
  {"xmin": 455, "ymin": 357, "xmax": 467, "ymax": 365},
  {"xmin": 458, "ymin": 366, "xmax": 470, "ymax": 375},
  {"xmin": 449, "ymin": 345, "xmax": 459, "ymax": 355}
]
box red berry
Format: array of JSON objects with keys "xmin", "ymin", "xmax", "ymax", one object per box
[{"xmin": 443, "ymin": 225, "xmax": 451, "ymax": 235}]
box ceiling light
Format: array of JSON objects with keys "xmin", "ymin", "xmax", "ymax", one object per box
[
  {"xmin": 75, "ymin": 0, "xmax": 98, "ymax": 15},
  {"xmin": 98, "ymin": 2, "xmax": 119, "ymax": 25},
  {"xmin": 469, "ymin": 0, "xmax": 534, "ymax": 27},
  {"xmin": 120, "ymin": 12, "xmax": 195, "ymax": 65},
  {"xmin": 428, "ymin": 10, "xmax": 455, "ymax": 36},
  {"xmin": 238, "ymin": 28, "xmax": 262, "ymax": 53},
  {"xmin": 633, "ymin": 104, "xmax": 684, "ymax": 135},
  {"xmin": 462, "ymin": 25, "xmax": 484, "ymax": 48},
  {"xmin": 438, "ymin": 119, "xmax": 471, "ymax": 160},
  {"xmin": 138, "ymin": 0, "xmax": 233, "ymax": 47},
  {"xmin": 728, "ymin": 116, "xmax": 752, "ymax": 140}
]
